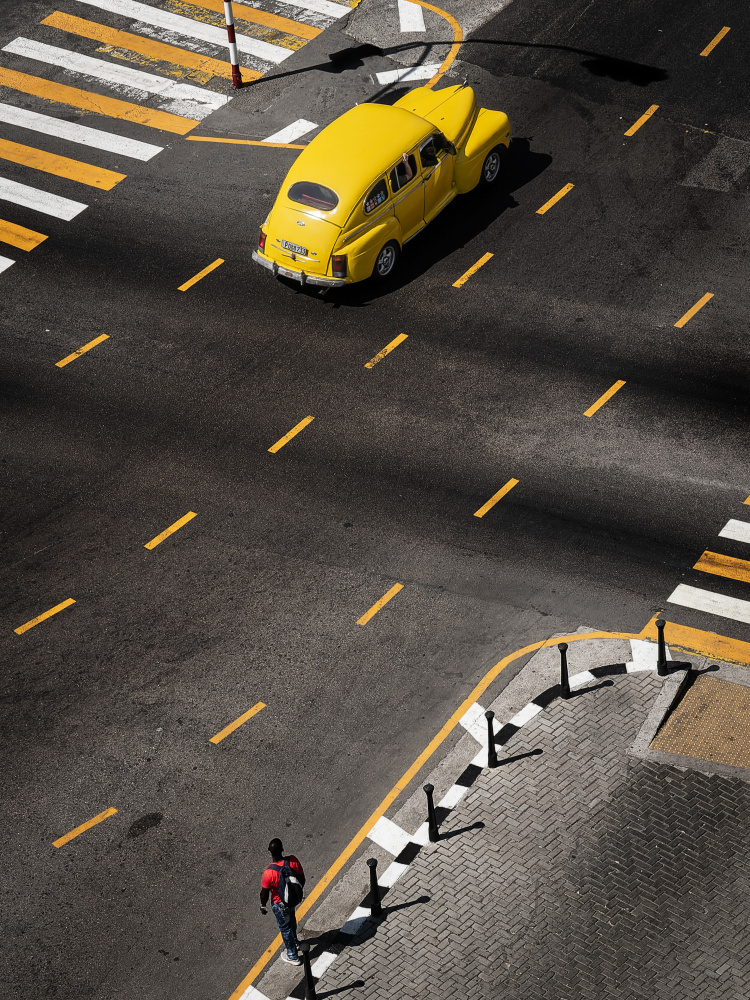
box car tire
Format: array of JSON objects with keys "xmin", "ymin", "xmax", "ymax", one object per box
[
  {"xmin": 372, "ymin": 240, "xmax": 400, "ymax": 281},
  {"xmin": 479, "ymin": 145, "xmax": 506, "ymax": 186}
]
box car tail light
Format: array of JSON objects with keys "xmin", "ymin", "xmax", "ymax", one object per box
[
  {"xmin": 332, "ymin": 254, "xmax": 347, "ymax": 278},
  {"xmin": 258, "ymin": 229, "xmax": 267, "ymax": 252}
]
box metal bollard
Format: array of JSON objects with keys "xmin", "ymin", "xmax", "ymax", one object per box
[
  {"xmin": 366, "ymin": 858, "xmax": 383, "ymax": 918},
  {"xmin": 299, "ymin": 942, "xmax": 317, "ymax": 1000},
  {"xmin": 558, "ymin": 642, "xmax": 571, "ymax": 699},
  {"xmin": 423, "ymin": 783, "xmax": 439, "ymax": 842},
  {"xmin": 656, "ymin": 618, "xmax": 668, "ymax": 676},
  {"xmin": 485, "ymin": 710, "xmax": 498, "ymax": 768}
]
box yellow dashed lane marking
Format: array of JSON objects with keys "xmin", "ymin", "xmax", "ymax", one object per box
[
  {"xmin": 536, "ymin": 183, "xmax": 574, "ymax": 214},
  {"xmin": 453, "ymin": 252, "xmax": 493, "ymax": 288},
  {"xmin": 365, "ymin": 333, "xmax": 408, "ymax": 368},
  {"xmin": 0, "ymin": 136, "xmax": 125, "ymax": 190},
  {"xmin": 624, "ymin": 105, "xmax": 659, "ymax": 137},
  {"xmin": 210, "ymin": 702, "xmax": 266, "ymax": 744},
  {"xmin": 700, "ymin": 26, "xmax": 730, "ymax": 56},
  {"xmin": 0, "ymin": 67, "xmax": 199, "ymax": 134},
  {"xmin": 268, "ymin": 416, "xmax": 314, "ymax": 453},
  {"xmin": 584, "ymin": 379, "xmax": 626, "ymax": 417},
  {"xmin": 694, "ymin": 551, "xmax": 750, "ymax": 585},
  {"xmin": 178, "ymin": 258, "xmax": 224, "ymax": 291},
  {"xmin": 357, "ymin": 583, "xmax": 403, "ymax": 625},
  {"xmin": 42, "ymin": 11, "xmax": 261, "ymax": 82},
  {"xmin": 0, "ymin": 217, "xmax": 47, "ymax": 251},
  {"xmin": 15, "ymin": 598, "xmax": 75, "ymax": 634},
  {"xmin": 474, "ymin": 478, "xmax": 519, "ymax": 518},
  {"xmin": 53, "ymin": 807, "xmax": 117, "ymax": 848},
  {"xmin": 177, "ymin": 0, "xmax": 322, "ymax": 39},
  {"xmin": 144, "ymin": 511, "xmax": 197, "ymax": 550},
  {"xmin": 56, "ymin": 334, "xmax": 109, "ymax": 368},
  {"xmin": 675, "ymin": 292, "xmax": 713, "ymax": 328}
]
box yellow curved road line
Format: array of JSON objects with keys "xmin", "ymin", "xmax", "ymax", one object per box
[
  {"xmin": 228, "ymin": 619, "xmax": 671, "ymax": 998},
  {"xmin": 410, "ymin": 0, "xmax": 464, "ymax": 88}
]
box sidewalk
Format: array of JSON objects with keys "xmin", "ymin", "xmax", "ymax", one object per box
[{"xmin": 250, "ymin": 628, "xmax": 750, "ymax": 1000}]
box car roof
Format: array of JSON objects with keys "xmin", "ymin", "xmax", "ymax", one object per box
[{"xmin": 282, "ymin": 103, "xmax": 434, "ymax": 221}]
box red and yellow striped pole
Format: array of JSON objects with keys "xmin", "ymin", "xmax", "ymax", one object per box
[{"xmin": 223, "ymin": 1, "xmax": 242, "ymax": 88}]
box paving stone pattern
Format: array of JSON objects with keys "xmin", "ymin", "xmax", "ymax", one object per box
[{"xmin": 319, "ymin": 673, "xmax": 750, "ymax": 999}]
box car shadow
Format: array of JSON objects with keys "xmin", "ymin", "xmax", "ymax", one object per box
[{"xmin": 314, "ymin": 136, "xmax": 551, "ymax": 306}]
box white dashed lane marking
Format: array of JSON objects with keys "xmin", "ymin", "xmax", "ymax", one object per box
[
  {"xmin": 263, "ymin": 119, "xmax": 318, "ymax": 143},
  {"xmin": 376, "ymin": 63, "xmax": 443, "ymax": 84}
]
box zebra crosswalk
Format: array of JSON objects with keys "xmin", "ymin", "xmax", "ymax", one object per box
[
  {"xmin": 668, "ymin": 513, "xmax": 750, "ymax": 633},
  {"xmin": 0, "ymin": 0, "xmax": 355, "ymax": 276}
]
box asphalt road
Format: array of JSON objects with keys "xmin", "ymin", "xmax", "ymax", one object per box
[{"xmin": 1, "ymin": 0, "xmax": 748, "ymax": 997}]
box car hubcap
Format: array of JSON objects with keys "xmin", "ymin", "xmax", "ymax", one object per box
[
  {"xmin": 378, "ymin": 247, "xmax": 395, "ymax": 275},
  {"xmin": 484, "ymin": 152, "xmax": 501, "ymax": 182}
]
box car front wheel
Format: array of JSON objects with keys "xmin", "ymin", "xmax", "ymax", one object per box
[
  {"xmin": 480, "ymin": 145, "xmax": 506, "ymax": 186},
  {"xmin": 372, "ymin": 240, "xmax": 400, "ymax": 281}
]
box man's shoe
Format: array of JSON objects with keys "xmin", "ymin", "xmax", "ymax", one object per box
[{"xmin": 281, "ymin": 954, "xmax": 302, "ymax": 966}]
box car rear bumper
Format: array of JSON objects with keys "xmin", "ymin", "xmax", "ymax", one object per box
[{"xmin": 252, "ymin": 250, "xmax": 347, "ymax": 287}]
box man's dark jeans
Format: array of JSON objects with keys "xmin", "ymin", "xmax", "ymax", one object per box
[{"xmin": 272, "ymin": 901, "xmax": 299, "ymax": 959}]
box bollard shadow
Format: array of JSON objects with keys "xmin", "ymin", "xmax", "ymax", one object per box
[
  {"xmin": 568, "ymin": 679, "xmax": 614, "ymax": 698},
  {"xmin": 663, "ymin": 660, "xmax": 692, "ymax": 675},
  {"xmin": 499, "ymin": 748, "xmax": 543, "ymax": 766},
  {"xmin": 383, "ymin": 893, "xmax": 431, "ymax": 916},
  {"xmin": 317, "ymin": 981, "xmax": 366, "ymax": 998},
  {"xmin": 436, "ymin": 821, "xmax": 484, "ymax": 843},
  {"xmin": 693, "ymin": 662, "xmax": 720, "ymax": 675}
]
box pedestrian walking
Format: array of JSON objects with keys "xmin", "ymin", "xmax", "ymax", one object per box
[{"xmin": 259, "ymin": 838, "xmax": 306, "ymax": 966}]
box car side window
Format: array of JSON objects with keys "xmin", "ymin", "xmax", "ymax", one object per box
[
  {"xmin": 364, "ymin": 178, "xmax": 389, "ymax": 214},
  {"xmin": 420, "ymin": 137, "xmax": 440, "ymax": 169},
  {"xmin": 389, "ymin": 154, "xmax": 418, "ymax": 193}
]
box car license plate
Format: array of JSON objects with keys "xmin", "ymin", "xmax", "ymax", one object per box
[{"xmin": 281, "ymin": 239, "xmax": 307, "ymax": 255}]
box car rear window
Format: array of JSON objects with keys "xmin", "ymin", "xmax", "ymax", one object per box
[{"xmin": 287, "ymin": 181, "xmax": 339, "ymax": 211}]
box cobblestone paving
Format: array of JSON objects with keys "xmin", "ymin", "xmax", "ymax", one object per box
[{"xmin": 319, "ymin": 673, "xmax": 750, "ymax": 999}]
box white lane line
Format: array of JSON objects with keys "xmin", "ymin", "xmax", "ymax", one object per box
[
  {"xmin": 398, "ymin": 0, "xmax": 426, "ymax": 31},
  {"xmin": 263, "ymin": 118, "xmax": 318, "ymax": 143},
  {"xmin": 0, "ymin": 176, "xmax": 87, "ymax": 220},
  {"xmin": 4, "ymin": 37, "xmax": 229, "ymax": 119},
  {"xmin": 719, "ymin": 518, "xmax": 750, "ymax": 544},
  {"xmin": 438, "ymin": 784, "xmax": 469, "ymax": 810},
  {"xmin": 668, "ymin": 584, "xmax": 750, "ymax": 625},
  {"xmin": 310, "ymin": 951, "xmax": 338, "ymax": 977},
  {"xmin": 508, "ymin": 702, "xmax": 543, "ymax": 728},
  {"xmin": 0, "ymin": 103, "xmax": 163, "ymax": 160},
  {"xmin": 378, "ymin": 860, "xmax": 408, "ymax": 887},
  {"xmin": 341, "ymin": 906, "xmax": 369, "ymax": 935},
  {"xmin": 376, "ymin": 63, "xmax": 442, "ymax": 85},
  {"xmin": 66, "ymin": 0, "xmax": 295, "ymax": 63},
  {"xmin": 367, "ymin": 816, "xmax": 412, "ymax": 856},
  {"xmin": 0, "ymin": 254, "xmax": 15, "ymax": 273}
]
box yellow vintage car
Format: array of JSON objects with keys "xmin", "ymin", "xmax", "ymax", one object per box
[{"xmin": 252, "ymin": 84, "xmax": 511, "ymax": 287}]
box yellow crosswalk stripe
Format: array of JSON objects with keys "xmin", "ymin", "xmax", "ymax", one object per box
[
  {"xmin": 0, "ymin": 137, "xmax": 126, "ymax": 190},
  {"xmin": 0, "ymin": 217, "xmax": 47, "ymax": 251},
  {"xmin": 41, "ymin": 11, "xmax": 261, "ymax": 83},
  {"xmin": 176, "ymin": 0, "xmax": 322, "ymax": 39},
  {"xmin": 0, "ymin": 66, "xmax": 199, "ymax": 135}
]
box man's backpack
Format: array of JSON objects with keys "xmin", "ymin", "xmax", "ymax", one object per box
[{"xmin": 270, "ymin": 858, "xmax": 304, "ymax": 907}]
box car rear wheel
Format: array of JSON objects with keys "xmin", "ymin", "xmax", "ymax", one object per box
[
  {"xmin": 372, "ymin": 240, "xmax": 400, "ymax": 281},
  {"xmin": 480, "ymin": 145, "xmax": 506, "ymax": 186}
]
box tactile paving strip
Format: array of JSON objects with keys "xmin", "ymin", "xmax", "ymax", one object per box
[{"xmin": 652, "ymin": 674, "xmax": 750, "ymax": 768}]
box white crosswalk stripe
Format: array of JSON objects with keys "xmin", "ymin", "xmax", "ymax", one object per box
[
  {"xmin": 263, "ymin": 119, "xmax": 318, "ymax": 143},
  {"xmin": 0, "ymin": 103, "xmax": 163, "ymax": 161},
  {"xmin": 69, "ymin": 0, "xmax": 297, "ymax": 63},
  {"xmin": 668, "ymin": 583, "xmax": 750, "ymax": 626},
  {"xmin": 266, "ymin": 0, "xmax": 350, "ymax": 18},
  {"xmin": 0, "ymin": 254, "xmax": 15, "ymax": 273},
  {"xmin": 0, "ymin": 176, "xmax": 88, "ymax": 220},
  {"xmin": 376, "ymin": 63, "xmax": 442, "ymax": 84},
  {"xmin": 3, "ymin": 38, "xmax": 229, "ymax": 119},
  {"xmin": 719, "ymin": 519, "xmax": 750, "ymax": 544}
]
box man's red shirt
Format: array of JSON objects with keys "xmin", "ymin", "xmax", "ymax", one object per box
[{"xmin": 261, "ymin": 856, "xmax": 304, "ymax": 906}]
